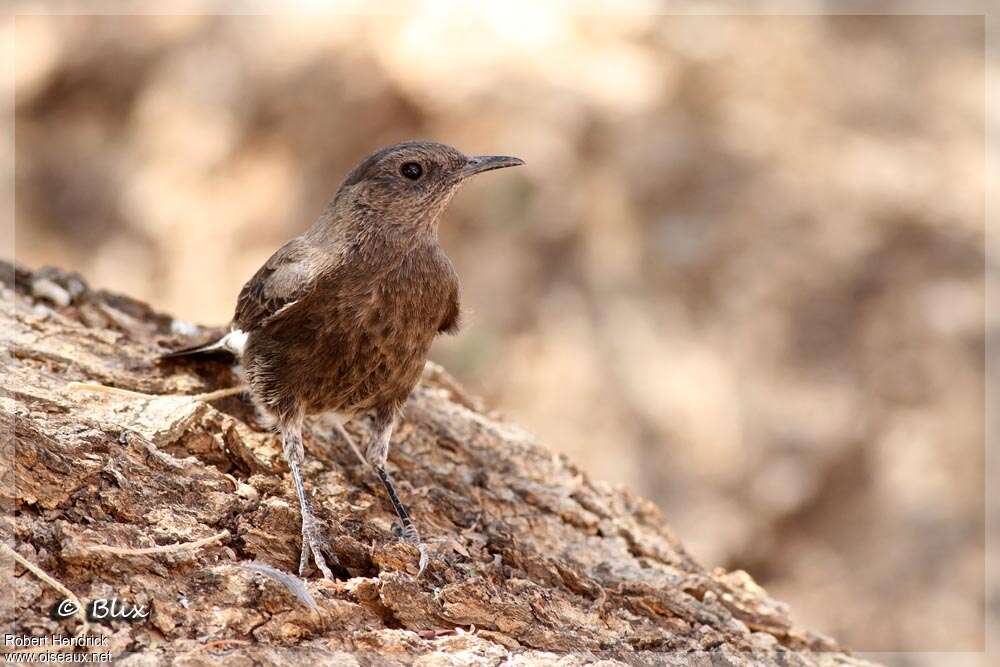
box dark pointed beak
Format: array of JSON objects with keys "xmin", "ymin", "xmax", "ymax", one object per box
[{"xmin": 459, "ymin": 155, "xmax": 525, "ymax": 179}]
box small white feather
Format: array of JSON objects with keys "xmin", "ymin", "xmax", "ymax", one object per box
[{"xmin": 222, "ymin": 329, "xmax": 248, "ymax": 356}]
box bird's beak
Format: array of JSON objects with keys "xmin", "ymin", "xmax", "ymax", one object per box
[{"xmin": 459, "ymin": 155, "xmax": 525, "ymax": 179}]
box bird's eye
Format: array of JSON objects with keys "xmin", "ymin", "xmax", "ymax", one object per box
[{"xmin": 400, "ymin": 162, "xmax": 423, "ymax": 180}]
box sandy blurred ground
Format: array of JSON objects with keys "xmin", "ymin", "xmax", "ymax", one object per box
[{"xmin": 9, "ymin": 10, "xmax": 988, "ymax": 656}]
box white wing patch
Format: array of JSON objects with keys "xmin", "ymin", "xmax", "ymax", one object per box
[{"xmin": 265, "ymin": 299, "xmax": 301, "ymax": 324}]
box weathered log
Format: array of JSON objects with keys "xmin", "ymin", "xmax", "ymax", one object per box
[{"xmin": 1, "ymin": 261, "xmax": 874, "ymax": 665}]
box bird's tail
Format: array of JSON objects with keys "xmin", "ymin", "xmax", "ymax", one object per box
[
  {"xmin": 159, "ymin": 329, "xmax": 247, "ymax": 361},
  {"xmin": 158, "ymin": 338, "xmax": 231, "ymax": 360},
  {"xmin": 159, "ymin": 329, "xmax": 241, "ymax": 359}
]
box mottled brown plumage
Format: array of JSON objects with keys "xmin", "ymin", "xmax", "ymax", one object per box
[
  {"xmin": 166, "ymin": 140, "xmax": 523, "ymax": 578},
  {"xmin": 238, "ymin": 219, "xmax": 460, "ymax": 423}
]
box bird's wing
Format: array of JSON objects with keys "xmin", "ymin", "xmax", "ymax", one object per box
[
  {"xmin": 437, "ymin": 254, "xmax": 461, "ymax": 334},
  {"xmin": 234, "ymin": 238, "xmax": 319, "ymax": 333}
]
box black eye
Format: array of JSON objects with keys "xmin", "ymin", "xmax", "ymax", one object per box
[{"xmin": 400, "ymin": 162, "xmax": 423, "ymax": 180}]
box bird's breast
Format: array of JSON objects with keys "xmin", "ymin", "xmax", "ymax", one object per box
[{"xmin": 245, "ymin": 256, "xmax": 452, "ymax": 418}]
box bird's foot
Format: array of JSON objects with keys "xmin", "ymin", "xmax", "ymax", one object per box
[
  {"xmin": 375, "ymin": 464, "xmax": 428, "ymax": 576},
  {"xmin": 393, "ymin": 521, "xmax": 429, "ymax": 576},
  {"xmin": 299, "ymin": 508, "xmax": 337, "ymax": 580}
]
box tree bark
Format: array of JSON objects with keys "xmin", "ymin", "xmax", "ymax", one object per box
[{"xmin": 1, "ymin": 262, "xmax": 874, "ymax": 666}]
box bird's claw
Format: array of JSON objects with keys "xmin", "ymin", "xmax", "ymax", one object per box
[
  {"xmin": 415, "ymin": 543, "xmax": 429, "ymax": 577},
  {"xmin": 299, "ymin": 511, "xmax": 336, "ymax": 580},
  {"xmin": 393, "ymin": 521, "xmax": 429, "ymax": 576}
]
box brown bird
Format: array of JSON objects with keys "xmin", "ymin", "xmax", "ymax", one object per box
[{"xmin": 162, "ymin": 141, "xmax": 523, "ymax": 578}]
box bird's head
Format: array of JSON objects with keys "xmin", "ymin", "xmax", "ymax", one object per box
[{"xmin": 333, "ymin": 141, "xmax": 523, "ymax": 232}]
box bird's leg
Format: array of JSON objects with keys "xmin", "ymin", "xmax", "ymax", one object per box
[
  {"xmin": 281, "ymin": 421, "xmax": 336, "ymax": 580},
  {"xmin": 375, "ymin": 465, "xmax": 428, "ymax": 575},
  {"xmin": 367, "ymin": 410, "xmax": 428, "ymax": 576}
]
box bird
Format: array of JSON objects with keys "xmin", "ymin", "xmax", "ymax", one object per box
[{"xmin": 160, "ymin": 140, "xmax": 524, "ymax": 579}]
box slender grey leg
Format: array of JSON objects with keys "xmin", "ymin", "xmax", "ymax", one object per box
[
  {"xmin": 281, "ymin": 423, "xmax": 335, "ymax": 579},
  {"xmin": 367, "ymin": 409, "xmax": 428, "ymax": 576}
]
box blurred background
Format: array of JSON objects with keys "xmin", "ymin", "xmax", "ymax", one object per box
[{"xmin": 10, "ymin": 10, "xmax": 987, "ymax": 655}]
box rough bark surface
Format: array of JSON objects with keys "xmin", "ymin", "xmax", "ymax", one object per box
[{"xmin": 2, "ymin": 262, "xmax": 874, "ymax": 666}]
